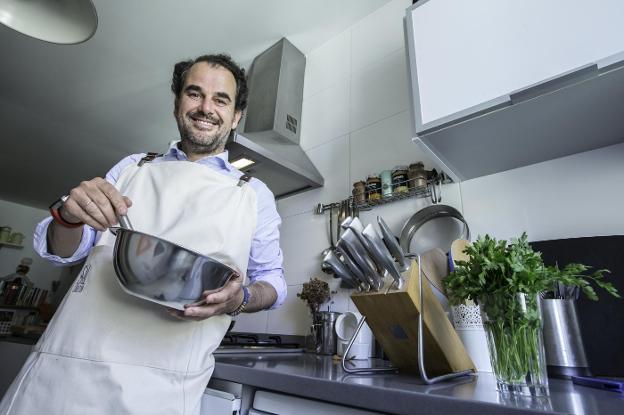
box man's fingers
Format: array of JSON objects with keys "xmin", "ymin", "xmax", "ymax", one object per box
[
  {"xmin": 61, "ymin": 177, "xmax": 131, "ymax": 231},
  {"xmin": 203, "ymin": 276, "xmax": 242, "ymax": 304},
  {"xmin": 98, "ymin": 180, "xmax": 129, "ymax": 217},
  {"xmin": 63, "ymin": 193, "xmax": 108, "ymax": 231}
]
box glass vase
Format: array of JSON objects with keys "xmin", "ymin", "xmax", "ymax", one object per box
[{"xmin": 480, "ymin": 293, "xmax": 549, "ymax": 396}]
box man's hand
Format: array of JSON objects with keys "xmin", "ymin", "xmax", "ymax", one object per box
[
  {"xmin": 168, "ymin": 276, "xmax": 244, "ymax": 321},
  {"xmin": 61, "ymin": 177, "xmax": 132, "ymax": 231}
]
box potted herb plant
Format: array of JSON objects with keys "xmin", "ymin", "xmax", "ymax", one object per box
[{"xmin": 444, "ymin": 233, "xmax": 618, "ymax": 396}]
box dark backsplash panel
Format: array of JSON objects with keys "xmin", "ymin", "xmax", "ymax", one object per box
[{"xmin": 531, "ymin": 235, "xmax": 624, "ymax": 377}]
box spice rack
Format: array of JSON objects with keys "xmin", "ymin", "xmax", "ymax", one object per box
[{"xmin": 315, "ymin": 170, "xmax": 448, "ymax": 215}]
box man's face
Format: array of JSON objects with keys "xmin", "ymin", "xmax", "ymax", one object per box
[{"xmin": 174, "ymin": 62, "xmax": 242, "ymax": 155}]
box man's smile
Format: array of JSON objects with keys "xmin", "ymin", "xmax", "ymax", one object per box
[{"xmin": 189, "ymin": 113, "xmax": 220, "ymax": 130}]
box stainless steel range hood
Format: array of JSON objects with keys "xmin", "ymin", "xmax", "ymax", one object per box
[{"xmin": 226, "ymin": 38, "xmax": 324, "ymax": 199}]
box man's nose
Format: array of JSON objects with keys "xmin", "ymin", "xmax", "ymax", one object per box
[{"xmin": 197, "ymin": 98, "xmax": 215, "ymax": 115}]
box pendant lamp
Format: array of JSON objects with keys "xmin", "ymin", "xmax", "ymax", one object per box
[{"xmin": 0, "ymin": 0, "xmax": 97, "ymax": 44}]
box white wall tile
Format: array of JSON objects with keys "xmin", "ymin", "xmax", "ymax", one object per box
[
  {"xmin": 267, "ymin": 284, "xmax": 313, "ymax": 335},
  {"xmin": 279, "ymin": 211, "xmax": 333, "ymax": 286},
  {"xmin": 351, "ymin": 0, "xmax": 412, "ymax": 72},
  {"xmin": 460, "ymin": 142, "xmax": 624, "ymax": 242},
  {"xmin": 350, "ymin": 49, "xmax": 410, "ymax": 132},
  {"xmin": 276, "ymin": 135, "xmax": 349, "ymax": 218},
  {"xmin": 300, "ymin": 79, "xmax": 350, "ymax": 151},
  {"xmin": 304, "ymin": 30, "xmax": 351, "ymax": 99},
  {"xmin": 349, "ymin": 110, "xmax": 432, "ymax": 183},
  {"xmin": 231, "ymin": 310, "xmax": 268, "ymax": 333}
]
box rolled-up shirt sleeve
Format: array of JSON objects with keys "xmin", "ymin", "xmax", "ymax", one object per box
[
  {"xmin": 246, "ymin": 180, "xmax": 286, "ymax": 309},
  {"xmin": 33, "ymin": 154, "xmax": 144, "ymax": 266},
  {"xmin": 33, "ymin": 217, "xmax": 97, "ymax": 266}
]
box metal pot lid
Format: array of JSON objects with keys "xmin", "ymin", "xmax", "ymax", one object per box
[{"xmin": 399, "ymin": 204, "xmax": 470, "ymax": 256}]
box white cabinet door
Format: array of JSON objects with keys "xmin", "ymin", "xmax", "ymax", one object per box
[{"xmin": 406, "ymin": 0, "xmax": 624, "ymax": 129}]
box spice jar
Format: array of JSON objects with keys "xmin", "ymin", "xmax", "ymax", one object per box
[
  {"xmin": 352, "ymin": 181, "xmax": 366, "ymax": 204},
  {"xmin": 366, "ymin": 174, "xmax": 382, "ymax": 200},
  {"xmin": 380, "ymin": 170, "xmax": 393, "ymax": 198},
  {"xmin": 408, "ymin": 162, "xmax": 427, "ymax": 189},
  {"xmin": 391, "ymin": 166, "xmax": 409, "ymax": 194}
]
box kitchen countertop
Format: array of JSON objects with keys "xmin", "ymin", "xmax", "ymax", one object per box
[{"xmin": 213, "ymin": 352, "xmax": 624, "ymax": 415}]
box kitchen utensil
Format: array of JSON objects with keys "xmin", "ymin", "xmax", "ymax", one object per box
[
  {"xmin": 361, "ymin": 224, "xmax": 405, "ymax": 289},
  {"xmin": 322, "ymin": 250, "xmax": 360, "ymax": 290},
  {"xmin": 321, "ymin": 205, "xmax": 337, "ymax": 274},
  {"xmin": 377, "ymin": 216, "xmax": 409, "ymax": 272},
  {"xmin": 335, "ymin": 311, "xmax": 373, "ymax": 360},
  {"xmin": 399, "ymin": 205, "xmax": 469, "ymax": 255},
  {"xmin": 541, "ymin": 298, "xmax": 591, "ymax": 379},
  {"xmin": 418, "ymin": 248, "xmax": 448, "ymax": 297},
  {"xmin": 112, "ymin": 215, "xmax": 239, "ymax": 310},
  {"xmin": 338, "ymin": 229, "xmax": 383, "ymax": 291},
  {"xmin": 571, "ymin": 376, "xmax": 624, "ymax": 394},
  {"xmin": 343, "ymin": 218, "xmax": 387, "ymax": 289},
  {"xmin": 337, "ymin": 201, "xmax": 346, "ymax": 240},
  {"xmin": 316, "ymin": 311, "xmax": 340, "ymax": 355},
  {"xmin": 449, "ymin": 239, "xmax": 470, "ymax": 271},
  {"xmin": 336, "ymin": 245, "xmax": 371, "ymax": 291}
]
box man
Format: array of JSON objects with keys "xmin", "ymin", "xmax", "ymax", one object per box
[{"xmin": 1, "ymin": 54, "xmax": 286, "ymax": 415}]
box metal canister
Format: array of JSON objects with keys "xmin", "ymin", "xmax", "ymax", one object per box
[
  {"xmin": 408, "ymin": 162, "xmax": 427, "ymax": 189},
  {"xmin": 380, "ymin": 170, "xmax": 393, "ymax": 198},
  {"xmin": 317, "ymin": 311, "xmax": 340, "ymax": 355},
  {"xmin": 0, "ymin": 226, "xmax": 11, "ymax": 243},
  {"xmin": 366, "ymin": 175, "xmax": 382, "ymax": 200},
  {"xmin": 391, "ymin": 166, "xmax": 409, "ymax": 194},
  {"xmin": 352, "ymin": 181, "xmax": 366, "ymax": 204}
]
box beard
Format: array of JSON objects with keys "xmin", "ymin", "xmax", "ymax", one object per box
[{"xmin": 176, "ymin": 110, "xmax": 231, "ymax": 155}]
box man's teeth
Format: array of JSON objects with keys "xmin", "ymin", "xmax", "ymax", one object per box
[{"xmin": 193, "ymin": 118, "xmax": 217, "ymax": 127}]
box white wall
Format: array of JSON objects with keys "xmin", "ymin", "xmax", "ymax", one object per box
[
  {"xmin": 241, "ymin": 0, "xmax": 624, "ymax": 336},
  {"xmin": 0, "ymin": 199, "xmax": 65, "ymax": 303}
]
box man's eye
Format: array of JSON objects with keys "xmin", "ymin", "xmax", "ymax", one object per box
[
  {"xmin": 188, "ymin": 92, "xmax": 200, "ymax": 99},
  {"xmin": 216, "ymin": 99, "xmax": 227, "ymax": 106}
]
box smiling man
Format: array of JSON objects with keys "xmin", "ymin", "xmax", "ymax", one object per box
[{"xmin": 0, "ymin": 54, "xmax": 286, "ymax": 415}]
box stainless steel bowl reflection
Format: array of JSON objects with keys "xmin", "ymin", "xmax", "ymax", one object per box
[{"xmin": 112, "ymin": 227, "xmax": 239, "ymax": 309}]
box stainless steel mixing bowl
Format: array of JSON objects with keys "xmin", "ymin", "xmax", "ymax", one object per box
[{"xmin": 111, "ymin": 217, "xmax": 239, "ymax": 309}]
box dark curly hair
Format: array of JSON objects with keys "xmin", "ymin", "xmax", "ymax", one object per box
[{"xmin": 171, "ymin": 54, "xmax": 248, "ymax": 113}]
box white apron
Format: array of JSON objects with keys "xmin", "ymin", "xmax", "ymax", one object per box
[{"xmin": 1, "ymin": 158, "xmax": 257, "ymax": 415}]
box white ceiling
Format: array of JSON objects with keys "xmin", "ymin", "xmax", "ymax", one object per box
[{"xmin": 0, "ymin": 0, "xmax": 392, "ymax": 209}]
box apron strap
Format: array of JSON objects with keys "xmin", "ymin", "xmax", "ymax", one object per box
[
  {"xmin": 237, "ymin": 174, "xmax": 252, "ymax": 187},
  {"xmin": 138, "ymin": 152, "xmax": 163, "ymax": 166}
]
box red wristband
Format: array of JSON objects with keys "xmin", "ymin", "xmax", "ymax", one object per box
[{"xmin": 49, "ymin": 197, "xmax": 84, "ymax": 228}]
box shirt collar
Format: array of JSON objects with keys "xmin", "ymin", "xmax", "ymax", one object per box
[{"xmin": 165, "ymin": 140, "xmax": 235, "ymax": 172}]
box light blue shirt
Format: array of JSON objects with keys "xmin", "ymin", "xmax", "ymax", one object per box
[{"xmin": 34, "ymin": 142, "xmax": 287, "ymax": 308}]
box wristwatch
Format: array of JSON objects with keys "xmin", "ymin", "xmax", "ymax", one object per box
[
  {"xmin": 49, "ymin": 195, "xmax": 84, "ymax": 228},
  {"xmin": 227, "ymin": 286, "xmax": 250, "ymax": 317}
]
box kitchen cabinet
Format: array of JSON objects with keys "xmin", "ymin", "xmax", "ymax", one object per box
[{"xmin": 404, "ymin": 0, "xmax": 624, "ymax": 181}]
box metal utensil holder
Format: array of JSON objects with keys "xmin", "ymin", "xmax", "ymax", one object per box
[{"xmin": 341, "ymin": 255, "xmax": 474, "ymax": 384}]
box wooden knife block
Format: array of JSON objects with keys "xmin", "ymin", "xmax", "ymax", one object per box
[{"xmin": 351, "ymin": 260, "xmax": 476, "ymax": 377}]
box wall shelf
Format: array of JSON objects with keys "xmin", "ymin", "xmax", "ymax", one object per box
[
  {"xmin": 0, "ymin": 242, "xmax": 24, "ymax": 250},
  {"xmin": 315, "ymin": 170, "xmax": 447, "ymax": 215}
]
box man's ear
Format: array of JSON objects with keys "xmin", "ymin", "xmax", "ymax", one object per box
[{"xmin": 232, "ymin": 110, "xmax": 242, "ymax": 129}]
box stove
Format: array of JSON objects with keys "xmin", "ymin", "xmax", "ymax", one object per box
[{"xmin": 214, "ymin": 332, "xmax": 305, "ymax": 355}]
